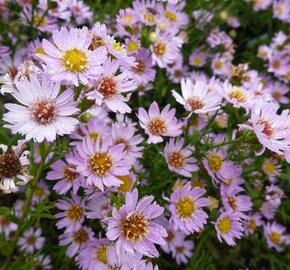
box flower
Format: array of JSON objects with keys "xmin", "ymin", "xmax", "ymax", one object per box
[
  {"xmin": 39, "ymin": 26, "xmax": 106, "ymax": 86},
  {"xmin": 265, "ymin": 185, "xmax": 284, "ymax": 208},
  {"xmin": 18, "ymin": 228, "xmax": 45, "ymax": 254},
  {"xmin": 85, "ymin": 193, "xmax": 112, "ymax": 220},
  {"xmin": 171, "ymin": 232, "xmax": 194, "ymax": 265},
  {"xmin": 0, "ymin": 215, "xmax": 17, "ymax": 238},
  {"xmin": 47, "ymin": 155, "xmax": 84, "ymax": 195},
  {"xmin": 169, "ymin": 183, "xmax": 210, "ymax": 235},
  {"xmin": 172, "ymin": 78, "xmax": 221, "ymax": 114},
  {"xmin": 59, "ymin": 226, "xmax": 94, "ymax": 257},
  {"xmin": 215, "ymin": 211, "xmax": 243, "ymax": 246},
  {"xmin": 0, "ymin": 140, "xmax": 30, "ymax": 193},
  {"xmin": 264, "ymin": 222, "xmax": 290, "ymax": 251},
  {"xmin": 245, "ymin": 213, "xmax": 263, "ymax": 235},
  {"xmin": 71, "ymin": 137, "xmax": 132, "ymax": 191},
  {"xmin": 55, "ymin": 193, "xmax": 86, "ymax": 233},
  {"xmin": 86, "ymin": 59, "xmax": 136, "ymax": 114},
  {"xmin": 106, "ymin": 189, "xmax": 167, "ymax": 257},
  {"xmin": 163, "ymin": 138, "xmax": 198, "ymax": 177},
  {"xmin": 3, "ymin": 75, "xmax": 79, "ymax": 142},
  {"xmin": 262, "ymin": 158, "xmax": 281, "ymax": 182},
  {"xmin": 137, "ymin": 101, "xmax": 182, "ymax": 144},
  {"xmin": 240, "ymin": 101, "xmax": 290, "ymax": 156}
]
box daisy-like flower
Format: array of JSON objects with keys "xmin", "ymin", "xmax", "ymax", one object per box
[
  {"xmin": 171, "ymin": 233, "xmax": 194, "ymax": 265},
  {"xmin": 214, "ymin": 211, "xmax": 243, "ymax": 246},
  {"xmin": 18, "ymin": 228, "xmax": 45, "ymax": 254},
  {"xmin": 47, "ymin": 154, "xmax": 84, "ymax": 195},
  {"xmin": 33, "ymin": 254, "xmax": 52, "ymax": 270},
  {"xmin": 76, "ymin": 238, "xmax": 109, "ymax": 270},
  {"xmin": 3, "ymin": 75, "xmax": 79, "ymax": 143},
  {"xmin": 172, "ymin": 78, "xmax": 222, "ymax": 114},
  {"xmin": 0, "ymin": 141, "xmax": 30, "ymax": 193},
  {"xmin": 135, "ymin": 261, "xmax": 159, "ymax": 270},
  {"xmin": 163, "ymin": 138, "xmax": 198, "ymax": 177},
  {"xmin": 55, "ymin": 193, "xmax": 86, "ymax": 233},
  {"xmin": 265, "ymin": 185, "xmax": 285, "ymax": 208},
  {"xmin": 266, "ymin": 81, "xmax": 289, "ymax": 104},
  {"xmin": 260, "ymin": 201, "xmax": 276, "ymax": 220},
  {"xmin": 240, "ymin": 101, "xmax": 290, "ymax": 156},
  {"xmin": 86, "ymin": 59, "xmax": 136, "ymax": 113},
  {"xmin": 264, "ymin": 222, "xmax": 290, "ymax": 252},
  {"xmin": 169, "ymin": 183, "xmax": 210, "ymax": 235},
  {"xmin": 106, "ymin": 189, "xmax": 167, "ymax": 257},
  {"xmin": 39, "ymin": 26, "xmax": 106, "ymax": 86},
  {"xmin": 245, "ymin": 213, "xmax": 263, "ymax": 235},
  {"xmin": 85, "ymin": 193, "xmax": 112, "ymax": 220},
  {"xmin": 189, "ymin": 50, "xmax": 207, "ymax": 67},
  {"xmin": 72, "ymin": 137, "xmax": 132, "ymax": 191},
  {"xmin": 59, "ymin": 226, "xmax": 94, "ymax": 257},
  {"xmin": 261, "ymin": 157, "xmax": 281, "ymax": 182},
  {"xmin": 0, "ymin": 215, "xmax": 17, "ymax": 238},
  {"xmin": 137, "ymin": 101, "xmax": 182, "ymax": 144}
]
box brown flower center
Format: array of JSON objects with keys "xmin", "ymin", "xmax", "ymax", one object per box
[
  {"xmin": 227, "ymin": 196, "xmax": 237, "ymax": 210},
  {"xmin": 168, "ymin": 151, "xmax": 184, "ymax": 169},
  {"xmin": 67, "ymin": 204, "xmax": 83, "ymax": 221},
  {"xmin": 166, "ymin": 229, "xmax": 175, "ymax": 242},
  {"xmin": 187, "ymin": 97, "xmax": 204, "ymax": 111},
  {"xmin": 98, "ymin": 77, "xmax": 117, "ymax": 98},
  {"xmin": 90, "ymin": 36, "xmax": 106, "ymax": 50},
  {"xmin": 148, "ymin": 117, "xmax": 167, "ymax": 136},
  {"xmin": 153, "ymin": 42, "xmax": 166, "ymax": 57},
  {"xmin": 0, "ymin": 151, "xmax": 21, "ymax": 178},
  {"xmin": 257, "ymin": 119, "xmax": 273, "ymax": 137},
  {"xmin": 73, "ymin": 228, "xmax": 89, "ymax": 245},
  {"xmin": 30, "ymin": 100, "xmax": 56, "ymax": 124},
  {"xmin": 89, "ymin": 152, "xmax": 113, "ymax": 176},
  {"xmin": 272, "ymin": 59, "xmax": 280, "ymax": 70},
  {"xmin": 63, "ymin": 166, "xmax": 79, "ymax": 182},
  {"xmin": 132, "ymin": 59, "xmax": 146, "ymax": 73},
  {"xmin": 269, "ymin": 231, "xmax": 282, "ymax": 244},
  {"xmin": 26, "ymin": 235, "xmax": 36, "ymax": 245},
  {"xmin": 121, "ymin": 213, "xmax": 148, "ymax": 242}
]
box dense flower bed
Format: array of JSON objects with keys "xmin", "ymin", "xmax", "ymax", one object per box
[{"xmin": 0, "ymin": 0, "xmax": 289, "ymax": 269}]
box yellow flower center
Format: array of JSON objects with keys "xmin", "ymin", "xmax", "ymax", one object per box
[
  {"xmin": 35, "ymin": 47, "xmax": 46, "ymax": 55},
  {"xmin": 148, "ymin": 117, "xmax": 167, "ymax": 136},
  {"xmin": 247, "ymin": 218, "xmax": 256, "ymax": 231},
  {"xmin": 89, "ymin": 152, "xmax": 113, "ymax": 176},
  {"xmin": 228, "ymin": 87, "xmax": 246, "ymax": 103},
  {"xmin": 122, "ymin": 15, "xmax": 133, "ymax": 24},
  {"xmin": 193, "ymin": 56, "xmax": 202, "ymax": 66},
  {"xmin": 176, "ymin": 196, "xmax": 195, "ymax": 218},
  {"xmin": 121, "ymin": 213, "xmax": 148, "ymax": 242},
  {"xmin": 262, "ymin": 160, "xmax": 276, "ymax": 174},
  {"xmin": 34, "ymin": 186, "xmax": 45, "ymax": 198},
  {"xmin": 62, "ymin": 49, "xmax": 88, "ymax": 73},
  {"xmin": 207, "ymin": 154, "xmax": 223, "ymax": 172},
  {"xmin": 67, "ymin": 204, "xmax": 83, "ymax": 221},
  {"xmin": 214, "ymin": 60, "xmax": 223, "ymax": 70},
  {"xmin": 63, "ymin": 166, "xmax": 79, "ymax": 182},
  {"xmin": 127, "ymin": 41, "xmax": 139, "ymax": 52},
  {"xmin": 269, "ymin": 231, "xmax": 282, "ymax": 245},
  {"xmin": 165, "ymin": 11, "xmax": 177, "ymax": 22},
  {"xmin": 95, "ymin": 245, "xmax": 107, "ymax": 264},
  {"xmin": 33, "ymin": 15, "xmax": 46, "ymax": 27},
  {"xmin": 143, "ymin": 13, "xmax": 155, "ymax": 23},
  {"xmin": 90, "ymin": 132, "xmax": 100, "ymax": 142},
  {"xmin": 168, "ymin": 151, "xmax": 184, "ymax": 169},
  {"xmin": 117, "ymin": 175, "xmax": 132, "ymax": 193},
  {"xmin": 217, "ymin": 217, "xmax": 232, "ymax": 234}
]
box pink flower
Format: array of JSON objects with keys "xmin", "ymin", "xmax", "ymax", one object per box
[
  {"xmin": 215, "ymin": 211, "xmax": 244, "ymax": 246},
  {"xmin": 55, "ymin": 193, "xmax": 86, "ymax": 233},
  {"xmin": 39, "ymin": 26, "xmax": 106, "ymax": 86},
  {"xmin": 245, "ymin": 213, "xmax": 263, "ymax": 235},
  {"xmin": 172, "ymin": 78, "xmax": 221, "ymax": 114},
  {"xmin": 18, "ymin": 228, "xmax": 45, "ymax": 254},
  {"xmin": 171, "ymin": 232, "xmax": 194, "ymax": 265},
  {"xmin": 3, "ymin": 75, "xmax": 79, "ymax": 142},
  {"xmin": 169, "ymin": 183, "xmax": 210, "ymax": 235},
  {"xmin": 137, "ymin": 101, "xmax": 182, "ymax": 144},
  {"xmin": 0, "ymin": 215, "xmax": 17, "ymax": 238},
  {"xmin": 264, "ymin": 222, "xmax": 290, "ymax": 252},
  {"xmin": 86, "ymin": 59, "xmax": 136, "ymax": 114},
  {"xmin": 163, "ymin": 138, "xmax": 198, "ymax": 177},
  {"xmin": 106, "ymin": 189, "xmax": 167, "ymax": 257},
  {"xmin": 71, "ymin": 137, "xmax": 132, "ymax": 191}
]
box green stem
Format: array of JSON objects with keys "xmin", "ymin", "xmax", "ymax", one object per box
[{"xmin": 1, "ymin": 157, "xmax": 45, "ymax": 270}]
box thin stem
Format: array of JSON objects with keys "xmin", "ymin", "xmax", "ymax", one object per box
[{"xmin": 1, "ymin": 153, "xmax": 45, "ymax": 270}]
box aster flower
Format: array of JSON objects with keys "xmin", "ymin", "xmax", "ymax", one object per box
[
  {"xmin": 171, "ymin": 232, "xmax": 194, "ymax": 265},
  {"xmin": 76, "ymin": 238, "xmax": 108, "ymax": 270},
  {"xmin": 106, "ymin": 189, "xmax": 167, "ymax": 257},
  {"xmin": 32, "ymin": 180, "xmax": 50, "ymax": 204},
  {"xmin": 39, "ymin": 26, "xmax": 106, "ymax": 86},
  {"xmin": 240, "ymin": 101, "xmax": 290, "ymax": 156},
  {"xmin": 189, "ymin": 50, "xmax": 207, "ymax": 67},
  {"xmin": 85, "ymin": 193, "xmax": 112, "ymax": 220},
  {"xmin": 86, "ymin": 59, "xmax": 136, "ymax": 113},
  {"xmin": 47, "ymin": 155, "xmax": 84, "ymax": 195},
  {"xmin": 214, "ymin": 211, "xmax": 244, "ymax": 246},
  {"xmin": 71, "ymin": 137, "xmax": 132, "ymax": 191},
  {"xmin": 260, "ymin": 201, "xmax": 276, "ymax": 220},
  {"xmin": 55, "ymin": 193, "xmax": 86, "ymax": 233},
  {"xmin": 3, "ymin": 75, "xmax": 79, "ymax": 142},
  {"xmin": 137, "ymin": 101, "xmax": 182, "ymax": 144},
  {"xmin": 245, "ymin": 213, "xmax": 263, "ymax": 235},
  {"xmin": 265, "ymin": 184, "xmax": 284, "ymax": 208},
  {"xmin": 163, "ymin": 138, "xmax": 198, "ymax": 177},
  {"xmin": 264, "ymin": 222, "xmax": 290, "ymax": 252},
  {"xmin": 18, "ymin": 228, "xmax": 45, "ymax": 254},
  {"xmin": 169, "ymin": 183, "xmax": 210, "ymax": 235},
  {"xmin": 172, "ymin": 78, "xmax": 221, "ymax": 114},
  {"xmin": 59, "ymin": 226, "xmax": 94, "ymax": 257},
  {"xmin": 33, "ymin": 254, "xmax": 52, "ymax": 270},
  {"xmin": 261, "ymin": 158, "xmax": 281, "ymax": 182},
  {"xmin": 0, "ymin": 141, "xmax": 30, "ymax": 193},
  {"xmin": 135, "ymin": 261, "xmax": 159, "ymax": 270},
  {"xmin": 266, "ymin": 81, "xmax": 289, "ymax": 104},
  {"xmin": 0, "ymin": 215, "xmax": 17, "ymax": 238}
]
